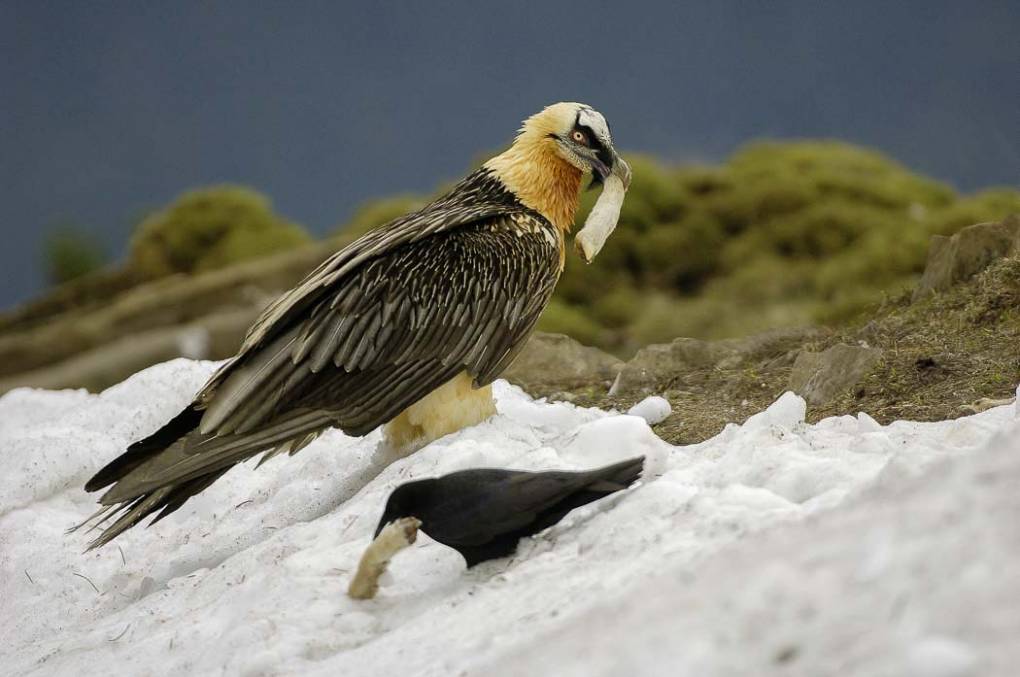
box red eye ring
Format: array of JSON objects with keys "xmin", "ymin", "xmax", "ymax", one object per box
[{"xmin": 571, "ymin": 130, "xmax": 587, "ymax": 145}]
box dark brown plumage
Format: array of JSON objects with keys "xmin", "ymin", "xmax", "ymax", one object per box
[
  {"xmin": 81, "ymin": 170, "xmax": 561, "ymax": 548},
  {"xmin": 78, "ymin": 102, "xmax": 627, "ymax": 550}
]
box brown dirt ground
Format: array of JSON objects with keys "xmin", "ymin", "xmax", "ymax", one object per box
[{"xmin": 533, "ymin": 256, "xmax": 1020, "ymax": 446}]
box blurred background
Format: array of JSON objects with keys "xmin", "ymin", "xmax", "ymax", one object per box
[{"xmin": 1, "ymin": 1, "xmax": 1018, "ymax": 395}]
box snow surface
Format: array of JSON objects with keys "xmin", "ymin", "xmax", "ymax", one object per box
[{"xmin": 1, "ymin": 358, "xmax": 1017, "ymax": 676}]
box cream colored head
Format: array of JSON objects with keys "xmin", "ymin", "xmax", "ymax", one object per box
[
  {"xmin": 521, "ymin": 102, "xmax": 621, "ymax": 182},
  {"xmin": 486, "ymin": 102, "xmax": 629, "ymax": 236}
]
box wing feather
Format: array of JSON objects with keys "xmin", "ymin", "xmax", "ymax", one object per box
[{"xmin": 107, "ymin": 180, "xmax": 559, "ymax": 499}]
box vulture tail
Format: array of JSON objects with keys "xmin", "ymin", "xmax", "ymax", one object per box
[
  {"xmin": 84, "ymin": 406, "xmax": 202, "ymax": 493},
  {"xmin": 77, "ymin": 403, "xmax": 328, "ymax": 549}
]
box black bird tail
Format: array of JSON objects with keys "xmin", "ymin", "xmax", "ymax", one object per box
[
  {"xmin": 582, "ymin": 455, "xmax": 645, "ymax": 493},
  {"xmin": 528, "ymin": 456, "xmax": 645, "ymax": 536}
]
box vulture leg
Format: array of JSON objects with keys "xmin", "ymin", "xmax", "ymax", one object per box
[{"xmin": 382, "ymin": 372, "xmax": 496, "ymax": 455}]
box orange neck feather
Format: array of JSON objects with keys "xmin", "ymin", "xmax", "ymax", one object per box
[{"xmin": 484, "ymin": 134, "xmax": 583, "ymax": 235}]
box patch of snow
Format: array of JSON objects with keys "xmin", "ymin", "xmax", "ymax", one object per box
[
  {"xmin": 0, "ymin": 359, "xmax": 1017, "ymax": 676},
  {"xmin": 905, "ymin": 636, "xmax": 979, "ymax": 677},
  {"xmin": 625, "ymin": 395, "xmax": 671, "ymax": 425},
  {"xmin": 741, "ymin": 390, "xmax": 806, "ymax": 431},
  {"xmin": 559, "ymin": 415, "xmax": 672, "ymax": 479},
  {"xmin": 857, "ymin": 410, "xmax": 883, "ymax": 432}
]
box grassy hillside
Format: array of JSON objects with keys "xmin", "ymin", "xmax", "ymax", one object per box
[
  {"xmin": 23, "ymin": 141, "xmax": 1020, "ymax": 358},
  {"xmin": 542, "ymin": 143, "xmax": 1019, "ymax": 354}
]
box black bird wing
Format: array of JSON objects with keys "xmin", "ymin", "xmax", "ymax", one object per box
[
  {"xmin": 83, "ymin": 170, "xmax": 562, "ymax": 547},
  {"xmin": 423, "ymin": 457, "xmax": 645, "ymax": 550}
]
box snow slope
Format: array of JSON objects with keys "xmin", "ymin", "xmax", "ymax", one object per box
[{"xmin": 1, "ymin": 359, "xmax": 1016, "ymax": 676}]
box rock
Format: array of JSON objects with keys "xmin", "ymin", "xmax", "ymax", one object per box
[
  {"xmin": 960, "ymin": 396, "xmax": 1016, "ymax": 415},
  {"xmin": 788, "ymin": 343, "xmax": 883, "ymax": 405},
  {"xmin": 611, "ymin": 339, "xmax": 730, "ymax": 396},
  {"xmin": 913, "ymin": 214, "xmax": 1020, "ymax": 301},
  {"xmin": 612, "ymin": 328, "xmax": 821, "ymax": 396},
  {"xmin": 503, "ymin": 332, "xmax": 623, "ymax": 392}
]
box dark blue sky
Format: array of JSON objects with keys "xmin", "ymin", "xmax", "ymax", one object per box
[{"xmin": 2, "ymin": 1, "xmax": 1018, "ymax": 309}]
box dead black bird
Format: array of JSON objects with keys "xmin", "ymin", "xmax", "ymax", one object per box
[{"xmin": 373, "ymin": 456, "xmax": 644, "ymax": 567}]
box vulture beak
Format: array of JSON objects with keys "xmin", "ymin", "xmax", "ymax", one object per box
[{"xmin": 590, "ymin": 150, "xmax": 631, "ymax": 190}]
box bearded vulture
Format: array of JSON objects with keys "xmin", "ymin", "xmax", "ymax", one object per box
[{"xmin": 79, "ymin": 102, "xmax": 631, "ymax": 548}]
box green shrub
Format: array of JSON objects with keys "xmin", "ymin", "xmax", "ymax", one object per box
[
  {"xmin": 536, "ymin": 297, "xmax": 606, "ymax": 347},
  {"xmin": 130, "ymin": 185, "xmax": 310, "ymax": 278},
  {"xmin": 337, "ymin": 195, "xmax": 429, "ymax": 244},
  {"xmin": 548, "ymin": 140, "xmax": 1020, "ymax": 353},
  {"xmin": 43, "ymin": 227, "xmax": 107, "ymax": 285},
  {"xmin": 923, "ymin": 189, "xmax": 1020, "ymax": 236}
]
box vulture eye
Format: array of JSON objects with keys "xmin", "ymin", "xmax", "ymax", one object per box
[{"xmin": 571, "ymin": 130, "xmax": 587, "ymax": 145}]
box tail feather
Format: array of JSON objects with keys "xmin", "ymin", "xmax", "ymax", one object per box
[
  {"xmin": 528, "ymin": 456, "xmax": 645, "ymax": 536},
  {"xmin": 97, "ymin": 410, "xmax": 330, "ymax": 506},
  {"xmin": 84, "ymin": 406, "xmax": 203, "ymax": 492},
  {"xmin": 148, "ymin": 468, "xmax": 231, "ymax": 526},
  {"xmin": 66, "ymin": 503, "xmax": 119, "ymax": 535},
  {"xmin": 86, "ymin": 489, "xmax": 173, "ymax": 550},
  {"xmin": 583, "ymin": 455, "xmax": 645, "ymax": 493},
  {"xmin": 83, "ymin": 468, "xmax": 231, "ymax": 550},
  {"xmin": 80, "ymin": 403, "xmax": 330, "ymax": 548}
]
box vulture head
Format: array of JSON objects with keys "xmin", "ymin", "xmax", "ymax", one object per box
[{"xmin": 499, "ymin": 102, "xmax": 632, "ymax": 263}]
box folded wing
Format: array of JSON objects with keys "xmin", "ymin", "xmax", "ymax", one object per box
[{"xmin": 83, "ymin": 172, "xmax": 561, "ymax": 547}]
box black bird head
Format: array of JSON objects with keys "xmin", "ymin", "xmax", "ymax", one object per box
[{"xmin": 373, "ymin": 479, "xmax": 434, "ymax": 538}]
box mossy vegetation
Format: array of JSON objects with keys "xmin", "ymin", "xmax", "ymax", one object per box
[
  {"xmin": 334, "ymin": 141, "xmax": 1017, "ymax": 355},
  {"xmin": 43, "ymin": 227, "xmax": 107, "ymax": 285},
  {"xmin": 338, "ymin": 194, "xmax": 429, "ymax": 243},
  {"xmin": 18, "ymin": 140, "xmax": 1020, "ymax": 361},
  {"xmin": 129, "ymin": 185, "xmax": 311, "ymax": 278},
  {"xmin": 8, "ymin": 186, "xmax": 314, "ymax": 333}
]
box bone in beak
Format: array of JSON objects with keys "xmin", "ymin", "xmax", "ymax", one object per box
[
  {"xmin": 348, "ymin": 516, "xmax": 421, "ymax": 600},
  {"xmin": 575, "ymin": 156, "xmax": 630, "ymax": 263}
]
